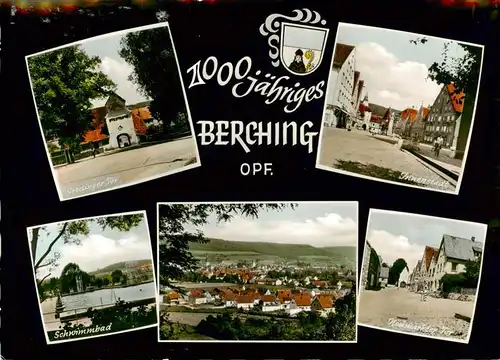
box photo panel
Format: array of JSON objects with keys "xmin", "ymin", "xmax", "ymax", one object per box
[
  {"xmin": 27, "ymin": 211, "xmax": 158, "ymax": 344},
  {"xmin": 358, "ymin": 209, "xmax": 487, "ymax": 343},
  {"xmin": 25, "ymin": 22, "xmax": 200, "ymax": 201},
  {"xmin": 156, "ymin": 201, "xmax": 359, "ymax": 342},
  {"xmin": 316, "ymin": 23, "xmax": 484, "ymax": 195}
]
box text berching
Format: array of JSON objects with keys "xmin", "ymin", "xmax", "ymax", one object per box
[{"xmin": 197, "ymin": 120, "xmax": 318, "ymax": 154}]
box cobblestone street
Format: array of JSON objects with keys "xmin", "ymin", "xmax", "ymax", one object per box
[
  {"xmin": 359, "ymin": 287, "xmax": 474, "ymax": 341},
  {"xmin": 317, "ymin": 127, "xmax": 455, "ymax": 191}
]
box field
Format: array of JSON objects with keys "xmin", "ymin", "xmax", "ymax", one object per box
[
  {"xmin": 89, "ymin": 259, "xmax": 152, "ymax": 277},
  {"xmin": 190, "ymin": 239, "xmax": 356, "ymax": 267}
]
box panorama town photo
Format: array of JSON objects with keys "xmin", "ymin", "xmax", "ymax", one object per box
[
  {"xmin": 27, "ymin": 211, "xmax": 157, "ymax": 344},
  {"xmin": 317, "ymin": 23, "xmax": 483, "ymax": 194},
  {"xmin": 358, "ymin": 209, "xmax": 487, "ymax": 343},
  {"xmin": 157, "ymin": 202, "xmax": 358, "ymax": 342},
  {"xmin": 25, "ymin": 22, "xmax": 199, "ymax": 201}
]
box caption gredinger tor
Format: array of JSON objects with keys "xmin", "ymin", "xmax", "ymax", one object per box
[{"xmin": 185, "ymin": 8, "xmax": 330, "ymax": 176}]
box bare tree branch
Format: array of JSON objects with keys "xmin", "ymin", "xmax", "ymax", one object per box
[
  {"xmin": 37, "ymin": 273, "xmax": 52, "ymax": 287},
  {"xmin": 34, "ymin": 222, "xmax": 68, "ymax": 271}
]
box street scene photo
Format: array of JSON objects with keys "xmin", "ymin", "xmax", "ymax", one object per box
[
  {"xmin": 317, "ymin": 23, "xmax": 483, "ymax": 194},
  {"xmin": 26, "ymin": 22, "xmax": 199, "ymax": 201},
  {"xmin": 157, "ymin": 202, "xmax": 358, "ymax": 342},
  {"xmin": 358, "ymin": 209, "xmax": 487, "ymax": 343},
  {"xmin": 27, "ymin": 211, "xmax": 157, "ymax": 344}
]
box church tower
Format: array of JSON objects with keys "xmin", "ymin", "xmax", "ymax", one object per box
[{"xmin": 362, "ymin": 93, "xmax": 369, "ymax": 106}]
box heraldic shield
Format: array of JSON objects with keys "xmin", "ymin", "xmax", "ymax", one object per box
[{"xmin": 280, "ymin": 22, "xmax": 329, "ymax": 76}]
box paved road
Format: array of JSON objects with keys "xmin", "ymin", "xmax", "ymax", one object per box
[
  {"xmin": 358, "ymin": 287, "xmax": 473, "ymax": 340},
  {"xmin": 55, "ymin": 137, "xmax": 198, "ymax": 199},
  {"xmin": 318, "ymin": 128, "xmax": 455, "ymax": 191}
]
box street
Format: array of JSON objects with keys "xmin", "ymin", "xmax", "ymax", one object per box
[
  {"xmin": 318, "ymin": 127, "xmax": 455, "ymax": 191},
  {"xmin": 55, "ymin": 137, "xmax": 198, "ymax": 199},
  {"xmin": 358, "ymin": 287, "xmax": 473, "ymax": 340}
]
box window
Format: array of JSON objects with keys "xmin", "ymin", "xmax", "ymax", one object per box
[
  {"xmin": 438, "ymin": 116, "xmax": 442, "ymax": 121},
  {"xmin": 443, "ymin": 126, "xmax": 447, "ymax": 132},
  {"xmin": 451, "ymin": 263, "xmax": 457, "ymax": 271}
]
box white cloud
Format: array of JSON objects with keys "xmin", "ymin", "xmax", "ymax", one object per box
[
  {"xmin": 40, "ymin": 234, "xmax": 153, "ymax": 278},
  {"xmin": 92, "ymin": 56, "xmax": 149, "ymax": 107},
  {"xmin": 366, "ymin": 229, "xmax": 424, "ymax": 270},
  {"xmin": 355, "ymin": 42, "xmax": 442, "ymax": 110},
  {"xmin": 203, "ymin": 213, "xmax": 357, "ymax": 247}
]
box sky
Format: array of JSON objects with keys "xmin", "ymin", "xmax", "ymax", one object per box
[
  {"xmin": 365, "ymin": 210, "xmax": 487, "ymax": 271},
  {"xmin": 187, "ymin": 202, "xmax": 358, "ymax": 248},
  {"xmin": 79, "ymin": 29, "xmax": 152, "ymax": 108},
  {"xmin": 334, "ymin": 23, "xmax": 476, "ymax": 111},
  {"xmin": 29, "ymin": 214, "xmax": 153, "ymax": 279}
]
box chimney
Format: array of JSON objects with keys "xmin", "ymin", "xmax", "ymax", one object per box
[{"xmin": 471, "ymin": 236, "xmax": 475, "ymax": 242}]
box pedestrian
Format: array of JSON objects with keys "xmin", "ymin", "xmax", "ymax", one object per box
[
  {"xmin": 421, "ymin": 283, "xmax": 428, "ymax": 302},
  {"xmin": 92, "ymin": 141, "xmax": 99, "ymax": 158}
]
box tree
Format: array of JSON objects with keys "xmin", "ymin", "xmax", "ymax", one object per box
[
  {"xmin": 158, "ymin": 203, "xmax": 296, "ymax": 292},
  {"xmin": 331, "ymin": 281, "xmax": 356, "ymax": 341},
  {"xmin": 30, "ymin": 214, "xmax": 144, "ymax": 299},
  {"xmin": 59, "ymin": 262, "xmax": 87, "ymax": 294},
  {"xmin": 464, "ymin": 258, "xmax": 481, "ymax": 288},
  {"xmin": 118, "ymin": 26, "xmax": 189, "ymax": 134},
  {"xmin": 388, "ymin": 258, "xmax": 408, "ymax": 285},
  {"xmin": 410, "ymin": 37, "xmax": 482, "ymax": 158},
  {"xmin": 27, "ymin": 45, "xmax": 116, "ymax": 162},
  {"xmin": 111, "ymin": 269, "xmax": 124, "ymax": 285}
]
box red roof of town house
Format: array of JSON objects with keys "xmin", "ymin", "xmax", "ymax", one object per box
[
  {"xmin": 313, "ymin": 280, "xmax": 327, "ymax": 287},
  {"xmin": 447, "ymin": 83, "xmax": 465, "ymax": 113},
  {"xmin": 400, "ymin": 108, "xmax": 419, "ymax": 124},
  {"xmin": 278, "ymin": 289, "xmax": 292, "ymax": 297},
  {"xmin": 333, "ymin": 43, "xmax": 355, "ymax": 68},
  {"xmin": 293, "ymin": 294, "xmax": 312, "ymax": 307},
  {"xmin": 190, "ymin": 290, "xmax": 204, "ymax": 298},
  {"xmin": 261, "ymin": 294, "xmax": 276, "ymax": 303},
  {"xmin": 424, "ymin": 246, "xmax": 439, "ymax": 271},
  {"xmin": 314, "ymin": 295, "xmax": 334, "ymax": 309},
  {"xmin": 235, "ymin": 295, "xmax": 254, "ymax": 304},
  {"xmin": 131, "ymin": 107, "xmax": 150, "ymax": 135},
  {"xmin": 168, "ymin": 291, "xmax": 180, "ymax": 300},
  {"xmin": 81, "ymin": 108, "xmax": 109, "ymax": 144},
  {"xmin": 359, "ymin": 103, "xmax": 371, "ymax": 114},
  {"xmin": 370, "ymin": 114, "xmax": 384, "ymax": 123}
]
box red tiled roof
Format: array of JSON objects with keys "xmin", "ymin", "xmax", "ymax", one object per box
[
  {"xmin": 190, "ymin": 290, "xmax": 203, "ymax": 298},
  {"xmin": 333, "ymin": 43, "xmax": 355, "ymax": 68},
  {"xmin": 447, "ymin": 83, "xmax": 465, "ymax": 113},
  {"xmin": 370, "ymin": 114, "xmax": 384, "ymax": 123},
  {"xmin": 235, "ymin": 295, "xmax": 254, "ymax": 304},
  {"xmin": 314, "ymin": 295, "xmax": 334, "ymax": 309},
  {"xmin": 424, "ymin": 246, "xmax": 439, "ymax": 271},
  {"xmin": 131, "ymin": 107, "xmax": 151, "ymax": 135},
  {"xmin": 261, "ymin": 295, "xmax": 276, "ymax": 302},
  {"xmin": 293, "ymin": 294, "xmax": 312, "ymax": 307},
  {"xmin": 168, "ymin": 291, "xmax": 180, "ymax": 300}
]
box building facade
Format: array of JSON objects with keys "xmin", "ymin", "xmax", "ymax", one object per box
[
  {"xmin": 429, "ymin": 235, "xmax": 483, "ymax": 291},
  {"xmin": 324, "ymin": 43, "xmax": 356, "ymax": 129},
  {"xmin": 409, "ymin": 105, "xmax": 430, "ymax": 142},
  {"xmin": 360, "ymin": 241, "xmax": 372, "ymax": 289},
  {"xmin": 423, "ymin": 84, "xmax": 464, "ymax": 149},
  {"xmin": 361, "ymin": 241, "xmax": 381, "ymax": 290}
]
